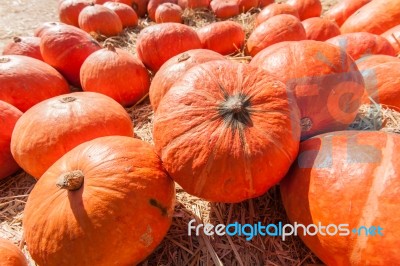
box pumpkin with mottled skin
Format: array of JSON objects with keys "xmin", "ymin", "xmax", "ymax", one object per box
[
  {"xmin": 302, "ymin": 17, "xmax": 341, "ymax": 41},
  {"xmin": 2, "ymin": 36, "xmax": 43, "ymax": 61},
  {"xmin": 0, "ymin": 238, "xmax": 28, "ymax": 266},
  {"xmin": 153, "ymin": 60, "xmax": 301, "ymax": 202},
  {"xmin": 255, "ymin": 3, "xmax": 299, "ymax": 26},
  {"xmin": 281, "ymin": 131, "xmax": 400, "ymax": 265},
  {"xmin": 78, "ymin": 4, "xmax": 123, "ymax": 36},
  {"xmin": 324, "ymin": 0, "xmax": 371, "ymax": 27},
  {"xmin": 286, "ymin": 0, "xmax": 321, "ymax": 20},
  {"xmin": 23, "ymin": 136, "xmax": 175, "ymax": 266}
]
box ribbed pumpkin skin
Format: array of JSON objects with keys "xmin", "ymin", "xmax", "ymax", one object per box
[
  {"xmin": 58, "ymin": 0, "xmax": 90, "ymax": 27},
  {"xmin": 80, "ymin": 46, "xmax": 150, "ymax": 107},
  {"xmin": 324, "ymin": 0, "xmax": 371, "ymax": 27},
  {"xmin": 281, "ymin": 131, "xmax": 400, "ymax": 265},
  {"xmin": 286, "ymin": 0, "xmax": 322, "ymax": 20},
  {"xmin": 103, "ymin": 2, "xmax": 139, "ymax": 28},
  {"xmin": 197, "ymin": 21, "xmax": 245, "ymax": 55},
  {"xmin": 150, "ymin": 49, "xmax": 225, "ymax": 111},
  {"xmin": 247, "ymin": 14, "xmax": 306, "ymax": 57},
  {"xmin": 136, "ymin": 23, "xmax": 202, "ymax": 71},
  {"xmin": 177, "ymin": 0, "xmax": 210, "ymax": 9},
  {"xmin": 0, "ymin": 55, "xmax": 70, "ymax": 112},
  {"xmin": 360, "ymin": 62, "xmax": 400, "ymax": 109},
  {"xmin": 2, "ymin": 36, "xmax": 43, "ymax": 61},
  {"xmin": 147, "ymin": 0, "xmax": 177, "ymax": 21},
  {"xmin": 381, "ymin": 25, "xmax": 400, "ymax": 56},
  {"xmin": 237, "ymin": 0, "xmax": 259, "ymax": 13},
  {"xmin": 23, "ymin": 136, "xmax": 175, "ymax": 266},
  {"xmin": 33, "ymin": 22, "xmax": 65, "ymax": 37},
  {"xmin": 326, "ymin": 32, "xmax": 396, "ymax": 60},
  {"xmin": 78, "ymin": 4, "xmax": 123, "ymax": 36},
  {"xmin": 11, "ymin": 92, "xmax": 134, "ymax": 179},
  {"xmin": 153, "ymin": 60, "xmax": 301, "ymax": 202},
  {"xmin": 256, "ymin": 3, "xmax": 299, "ymax": 26},
  {"xmin": 155, "ymin": 3, "xmax": 183, "ymax": 23},
  {"xmin": 0, "ymin": 238, "xmax": 27, "ymax": 266},
  {"xmin": 250, "ymin": 41, "xmax": 365, "ymax": 139},
  {"xmin": 356, "ymin": 54, "xmax": 400, "ymax": 71},
  {"xmin": 0, "ymin": 101, "xmax": 22, "ymax": 179},
  {"xmin": 302, "ymin": 17, "xmax": 341, "ymax": 41},
  {"xmin": 40, "ymin": 24, "xmax": 101, "ymax": 87},
  {"xmin": 341, "ymin": 0, "xmax": 400, "ymax": 35},
  {"xmin": 210, "ymin": 0, "xmax": 239, "ymax": 19}
]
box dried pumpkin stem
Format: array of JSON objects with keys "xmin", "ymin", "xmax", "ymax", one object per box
[
  {"xmin": 56, "ymin": 170, "xmax": 84, "ymax": 191},
  {"xmin": 106, "ymin": 43, "xmax": 116, "ymax": 52},
  {"xmin": 0, "ymin": 57, "xmax": 11, "ymax": 63},
  {"xmin": 60, "ymin": 96, "xmax": 77, "ymax": 103},
  {"xmin": 13, "ymin": 36, "xmax": 22, "ymax": 43}
]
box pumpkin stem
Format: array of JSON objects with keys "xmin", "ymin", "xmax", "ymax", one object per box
[
  {"xmin": 56, "ymin": 170, "xmax": 84, "ymax": 191},
  {"xmin": 0, "ymin": 57, "xmax": 11, "ymax": 63},
  {"xmin": 13, "ymin": 37, "xmax": 22, "ymax": 43},
  {"xmin": 178, "ymin": 53, "xmax": 191, "ymax": 62},
  {"xmin": 300, "ymin": 117, "xmax": 313, "ymax": 132},
  {"xmin": 60, "ymin": 97, "xmax": 77, "ymax": 103},
  {"xmin": 106, "ymin": 43, "xmax": 116, "ymax": 52},
  {"xmin": 218, "ymin": 94, "xmax": 252, "ymax": 128}
]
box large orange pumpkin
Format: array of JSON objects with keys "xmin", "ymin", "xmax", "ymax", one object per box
[
  {"xmin": 23, "ymin": 136, "xmax": 175, "ymax": 266},
  {"xmin": 0, "ymin": 55, "xmax": 70, "ymax": 112},
  {"xmin": 250, "ymin": 40, "xmax": 365, "ymax": 139},
  {"xmin": 103, "ymin": 2, "xmax": 139, "ymax": 28},
  {"xmin": 247, "ymin": 14, "xmax": 306, "ymax": 57},
  {"xmin": 197, "ymin": 21, "xmax": 245, "ymax": 55},
  {"xmin": 281, "ymin": 131, "xmax": 400, "ymax": 265},
  {"xmin": 0, "ymin": 238, "xmax": 27, "ymax": 266},
  {"xmin": 80, "ymin": 45, "xmax": 150, "ymax": 107},
  {"xmin": 153, "ymin": 60, "xmax": 301, "ymax": 202},
  {"xmin": 58, "ymin": 0, "xmax": 91, "ymax": 27},
  {"xmin": 0, "ymin": 101, "xmax": 22, "ymax": 179},
  {"xmin": 341, "ymin": 0, "xmax": 400, "ymax": 35},
  {"xmin": 177, "ymin": 0, "xmax": 210, "ymax": 9},
  {"xmin": 147, "ymin": 0, "xmax": 177, "ymax": 21},
  {"xmin": 2, "ymin": 36, "xmax": 43, "ymax": 61},
  {"xmin": 210, "ymin": 0, "xmax": 240, "ymax": 19},
  {"xmin": 326, "ymin": 32, "xmax": 396, "ymax": 60},
  {"xmin": 324, "ymin": 0, "xmax": 371, "ymax": 27},
  {"xmin": 381, "ymin": 25, "xmax": 400, "ymax": 56},
  {"xmin": 155, "ymin": 3, "xmax": 183, "ymax": 23},
  {"xmin": 355, "ymin": 54, "xmax": 400, "ymax": 71},
  {"xmin": 286, "ymin": 0, "xmax": 322, "ymax": 20},
  {"xmin": 136, "ymin": 23, "xmax": 201, "ymax": 71},
  {"xmin": 33, "ymin": 21, "xmax": 65, "ymax": 37},
  {"xmin": 11, "ymin": 92, "xmax": 134, "ymax": 179},
  {"xmin": 302, "ymin": 17, "xmax": 341, "ymax": 41},
  {"xmin": 255, "ymin": 3, "xmax": 299, "ymax": 26},
  {"xmin": 149, "ymin": 49, "xmax": 225, "ymax": 111},
  {"xmin": 40, "ymin": 24, "xmax": 101, "ymax": 87}
]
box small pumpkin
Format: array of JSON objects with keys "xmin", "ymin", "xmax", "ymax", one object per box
[
  {"xmin": 255, "ymin": 3, "xmax": 299, "ymax": 26},
  {"xmin": 150, "ymin": 49, "xmax": 225, "ymax": 111},
  {"xmin": 0, "ymin": 238, "xmax": 28, "ymax": 266},
  {"xmin": 78, "ymin": 4, "xmax": 123, "ymax": 37},
  {"xmin": 250, "ymin": 40, "xmax": 365, "ymax": 139},
  {"xmin": 40, "ymin": 24, "xmax": 101, "ymax": 87},
  {"xmin": 80, "ymin": 45, "xmax": 150, "ymax": 107},
  {"xmin": 302, "ymin": 17, "xmax": 341, "ymax": 41},
  {"xmin": 356, "ymin": 54, "xmax": 400, "ymax": 71},
  {"xmin": 155, "ymin": 3, "xmax": 183, "ymax": 23},
  {"xmin": 381, "ymin": 25, "xmax": 400, "ymax": 56},
  {"xmin": 177, "ymin": 0, "xmax": 210, "ymax": 9},
  {"xmin": 153, "ymin": 60, "xmax": 301, "ymax": 202},
  {"xmin": 0, "ymin": 101, "xmax": 22, "ymax": 180},
  {"xmin": 0, "ymin": 55, "xmax": 70, "ymax": 112},
  {"xmin": 326, "ymin": 32, "xmax": 396, "ymax": 60},
  {"xmin": 33, "ymin": 21, "xmax": 65, "ymax": 37},
  {"xmin": 324, "ymin": 0, "xmax": 372, "ymax": 27},
  {"xmin": 210, "ymin": 0, "xmax": 240, "ymax": 19},
  {"xmin": 281, "ymin": 130, "xmax": 400, "ymax": 265},
  {"xmin": 136, "ymin": 23, "xmax": 202, "ymax": 71},
  {"xmin": 11, "ymin": 92, "xmax": 134, "ymax": 179},
  {"xmin": 114, "ymin": 0, "xmax": 149, "ymax": 17},
  {"xmin": 147, "ymin": 0, "xmax": 177, "ymax": 21},
  {"xmin": 236, "ymin": 0, "xmax": 259, "ymax": 13},
  {"xmin": 197, "ymin": 21, "xmax": 245, "ymax": 55},
  {"xmin": 286, "ymin": 0, "xmax": 322, "ymax": 20},
  {"xmin": 103, "ymin": 2, "xmax": 139, "ymax": 28},
  {"xmin": 58, "ymin": 0, "xmax": 91, "ymax": 27},
  {"xmin": 247, "ymin": 14, "xmax": 306, "ymax": 57},
  {"xmin": 2, "ymin": 36, "xmax": 43, "ymax": 61},
  {"xmin": 259, "ymin": 0, "xmax": 273, "ymax": 8},
  {"xmin": 23, "ymin": 136, "xmax": 175, "ymax": 266}
]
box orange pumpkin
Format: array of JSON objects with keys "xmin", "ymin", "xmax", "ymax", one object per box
[
  {"xmin": 177, "ymin": 0, "xmax": 210, "ymax": 9},
  {"xmin": 355, "ymin": 54, "xmax": 400, "ymax": 71},
  {"xmin": 0, "ymin": 101, "xmax": 22, "ymax": 179},
  {"xmin": 210, "ymin": 0, "xmax": 240, "ymax": 19},
  {"xmin": 114, "ymin": 0, "xmax": 149, "ymax": 17},
  {"xmin": 153, "ymin": 60, "xmax": 301, "ymax": 202},
  {"xmin": 324, "ymin": 0, "xmax": 372, "ymax": 27},
  {"xmin": 259, "ymin": 0, "xmax": 273, "ymax": 8},
  {"xmin": 250, "ymin": 40, "xmax": 365, "ymax": 139},
  {"xmin": 23, "ymin": 136, "xmax": 175, "ymax": 266},
  {"xmin": 236, "ymin": 0, "xmax": 259, "ymax": 13},
  {"xmin": 247, "ymin": 14, "xmax": 306, "ymax": 57},
  {"xmin": 11, "ymin": 92, "xmax": 134, "ymax": 179},
  {"xmin": 80, "ymin": 45, "xmax": 150, "ymax": 107},
  {"xmin": 33, "ymin": 22, "xmax": 65, "ymax": 37},
  {"xmin": 155, "ymin": 3, "xmax": 183, "ymax": 23},
  {"xmin": 150, "ymin": 49, "xmax": 225, "ymax": 111},
  {"xmin": 302, "ymin": 17, "xmax": 341, "ymax": 41},
  {"xmin": 286, "ymin": 0, "xmax": 321, "ymax": 20},
  {"xmin": 0, "ymin": 55, "xmax": 70, "ymax": 112},
  {"xmin": 40, "ymin": 24, "xmax": 101, "ymax": 87},
  {"xmin": 58, "ymin": 0, "xmax": 91, "ymax": 27},
  {"xmin": 0, "ymin": 238, "xmax": 27, "ymax": 266},
  {"xmin": 103, "ymin": 2, "xmax": 139, "ymax": 28},
  {"xmin": 255, "ymin": 3, "xmax": 299, "ymax": 26},
  {"xmin": 78, "ymin": 4, "xmax": 123, "ymax": 37},
  {"xmin": 197, "ymin": 21, "xmax": 245, "ymax": 55},
  {"xmin": 381, "ymin": 25, "xmax": 400, "ymax": 56},
  {"xmin": 147, "ymin": 0, "xmax": 177, "ymax": 21},
  {"xmin": 326, "ymin": 32, "xmax": 396, "ymax": 60},
  {"xmin": 136, "ymin": 23, "xmax": 202, "ymax": 71},
  {"xmin": 281, "ymin": 130, "xmax": 400, "ymax": 265},
  {"xmin": 2, "ymin": 36, "xmax": 43, "ymax": 61}
]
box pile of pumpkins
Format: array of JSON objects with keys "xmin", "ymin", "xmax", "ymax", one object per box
[{"xmin": 1, "ymin": 0, "xmax": 400, "ymax": 265}]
